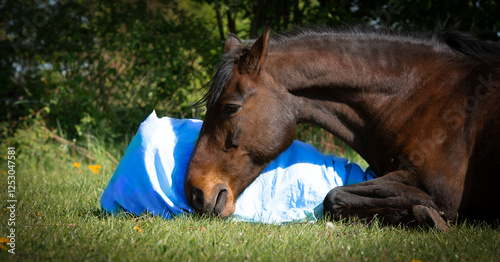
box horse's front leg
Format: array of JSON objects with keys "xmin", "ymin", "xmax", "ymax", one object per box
[{"xmin": 323, "ymin": 170, "xmax": 449, "ymax": 231}]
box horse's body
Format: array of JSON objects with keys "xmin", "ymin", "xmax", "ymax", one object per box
[{"xmin": 184, "ymin": 25, "xmax": 500, "ymax": 228}]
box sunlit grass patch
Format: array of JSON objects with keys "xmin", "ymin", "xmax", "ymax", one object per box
[{"xmin": 1, "ymin": 127, "xmax": 499, "ymax": 261}]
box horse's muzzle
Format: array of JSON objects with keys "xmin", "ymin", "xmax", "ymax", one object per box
[{"xmin": 187, "ymin": 184, "xmax": 232, "ymax": 217}]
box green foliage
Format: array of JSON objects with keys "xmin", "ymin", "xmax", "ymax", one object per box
[
  {"xmin": 2, "ymin": 0, "xmax": 220, "ymax": 143},
  {"xmin": 297, "ymin": 124, "xmax": 368, "ymax": 169},
  {"xmin": 2, "ymin": 0, "xmax": 499, "ymax": 145}
]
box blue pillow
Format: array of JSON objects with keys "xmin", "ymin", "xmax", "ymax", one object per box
[{"xmin": 100, "ymin": 111, "xmax": 375, "ymax": 223}]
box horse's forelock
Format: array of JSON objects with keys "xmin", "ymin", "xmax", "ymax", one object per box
[{"xmin": 195, "ymin": 47, "xmax": 252, "ymax": 110}]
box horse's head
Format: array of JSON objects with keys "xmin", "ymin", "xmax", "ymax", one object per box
[{"xmin": 184, "ymin": 26, "xmax": 298, "ymax": 217}]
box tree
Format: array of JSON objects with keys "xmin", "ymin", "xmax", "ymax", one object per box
[
  {"xmin": 1, "ymin": 0, "xmax": 221, "ymax": 141},
  {"xmin": 203, "ymin": 0, "xmax": 500, "ymax": 41},
  {"xmin": 2, "ymin": 0, "xmax": 498, "ymax": 144}
]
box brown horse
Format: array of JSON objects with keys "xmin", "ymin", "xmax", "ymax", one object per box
[{"xmin": 184, "ymin": 25, "xmax": 500, "ymax": 230}]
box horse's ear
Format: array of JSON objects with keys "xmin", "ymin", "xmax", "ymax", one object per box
[
  {"xmin": 249, "ymin": 23, "xmax": 271, "ymax": 71},
  {"xmin": 225, "ymin": 33, "xmax": 242, "ymax": 54}
]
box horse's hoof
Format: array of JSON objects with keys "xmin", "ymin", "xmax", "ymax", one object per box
[{"xmin": 412, "ymin": 205, "xmax": 450, "ymax": 232}]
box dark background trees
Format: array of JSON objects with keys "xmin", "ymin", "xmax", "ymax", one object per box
[{"xmin": 2, "ymin": 0, "xmax": 499, "ymax": 145}]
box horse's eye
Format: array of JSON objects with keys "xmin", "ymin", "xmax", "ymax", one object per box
[{"xmin": 223, "ymin": 104, "xmax": 242, "ymax": 115}]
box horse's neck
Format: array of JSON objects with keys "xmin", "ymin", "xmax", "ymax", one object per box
[{"xmin": 266, "ymin": 37, "xmax": 456, "ymax": 158}]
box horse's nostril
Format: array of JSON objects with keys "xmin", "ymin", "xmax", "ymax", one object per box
[
  {"xmin": 191, "ymin": 187, "xmax": 205, "ymax": 212},
  {"xmin": 214, "ymin": 189, "xmax": 228, "ymax": 215}
]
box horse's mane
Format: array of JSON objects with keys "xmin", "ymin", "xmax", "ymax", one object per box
[
  {"xmin": 438, "ymin": 30, "xmax": 500, "ymax": 60},
  {"xmin": 195, "ymin": 26, "xmax": 500, "ymax": 109},
  {"xmin": 271, "ymin": 26, "xmax": 500, "ymax": 59}
]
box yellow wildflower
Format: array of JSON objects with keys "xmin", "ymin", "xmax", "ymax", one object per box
[
  {"xmin": 0, "ymin": 237, "xmax": 10, "ymax": 251},
  {"xmin": 2, "ymin": 171, "xmax": 6, "ymax": 175},
  {"xmin": 134, "ymin": 226, "xmax": 143, "ymax": 233},
  {"xmin": 0, "ymin": 237, "xmax": 10, "ymax": 243},
  {"xmin": 74, "ymin": 162, "xmax": 80, "ymax": 168},
  {"xmin": 88, "ymin": 165, "xmax": 99, "ymax": 174}
]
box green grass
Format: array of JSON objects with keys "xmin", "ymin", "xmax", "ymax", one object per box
[{"xmin": 1, "ymin": 128, "xmax": 499, "ymax": 261}]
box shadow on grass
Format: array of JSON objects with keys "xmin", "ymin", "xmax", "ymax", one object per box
[
  {"xmin": 322, "ymin": 212, "xmax": 500, "ymax": 233},
  {"xmin": 80, "ymin": 206, "xmax": 223, "ymax": 222},
  {"xmin": 82, "ymin": 205, "xmax": 499, "ymax": 232}
]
